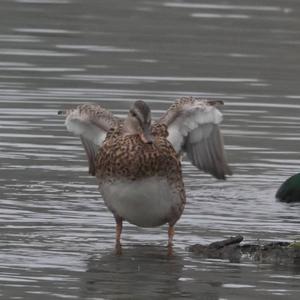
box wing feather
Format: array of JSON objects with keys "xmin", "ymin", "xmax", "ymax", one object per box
[
  {"xmin": 80, "ymin": 136, "xmax": 99, "ymax": 175},
  {"xmin": 59, "ymin": 104, "xmax": 119, "ymax": 175},
  {"xmin": 159, "ymin": 97, "xmax": 231, "ymax": 179}
]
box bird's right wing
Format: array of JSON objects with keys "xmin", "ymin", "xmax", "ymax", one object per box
[{"xmin": 58, "ymin": 104, "xmax": 120, "ymax": 175}]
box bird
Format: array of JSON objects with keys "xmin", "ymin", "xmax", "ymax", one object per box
[
  {"xmin": 276, "ymin": 173, "xmax": 300, "ymax": 203},
  {"xmin": 58, "ymin": 96, "xmax": 231, "ymax": 254}
]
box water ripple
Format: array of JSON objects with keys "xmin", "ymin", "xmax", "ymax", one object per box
[{"xmin": 1, "ymin": 0, "xmax": 300, "ymax": 298}]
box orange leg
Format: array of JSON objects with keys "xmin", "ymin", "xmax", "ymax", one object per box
[
  {"xmin": 167, "ymin": 224, "xmax": 175, "ymax": 256},
  {"xmin": 115, "ymin": 217, "xmax": 123, "ymax": 255}
]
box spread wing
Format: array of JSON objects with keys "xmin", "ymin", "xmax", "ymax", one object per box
[
  {"xmin": 58, "ymin": 104, "xmax": 120, "ymax": 175},
  {"xmin": 159, "ymin": 97, "xmax": 232, "ymax": 179}
]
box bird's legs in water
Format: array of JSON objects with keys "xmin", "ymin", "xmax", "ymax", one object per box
[
  {"xmin": 115, "ymin": 216, "xmax": 123, "ymax": 255},
  {"xmin": 114, "ymin": 218, "xmax": 174, "ymax": 256},
  {"xmin": 167, "ymin": 224, "xmax": 175, "ymax": 256}
]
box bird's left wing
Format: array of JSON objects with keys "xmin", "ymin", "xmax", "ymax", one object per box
[
  {"xmin": 158, "ymin": 97, "xmax": 232, "ymax": 179},
  {"xmin": 58, "ymin": 104, "xmax": 120, "ymax": 175}
]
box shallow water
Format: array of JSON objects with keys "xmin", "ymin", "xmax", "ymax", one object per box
[{"xmin": 1, "ymin": 0, "xmax": 300, "ymax": 299}]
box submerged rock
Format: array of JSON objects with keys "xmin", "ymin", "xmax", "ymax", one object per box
[
  {"xmin": 188, "ymin": 236, "xmax": 300, "ymax": 265},
  {"xmin": 276, "ymin": 173, "xmax": 300, "ymax": 202}
]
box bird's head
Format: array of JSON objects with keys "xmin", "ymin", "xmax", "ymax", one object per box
[{"xmin": 126, "ymin": 100, "xmax": 154, "ymax": 144}]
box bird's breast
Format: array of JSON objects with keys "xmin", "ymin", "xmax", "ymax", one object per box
[{"xmin": 95, "ymin": 135, "xmax": 181, "ymax": 180}]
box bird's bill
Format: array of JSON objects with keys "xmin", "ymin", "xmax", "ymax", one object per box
[{"xmin": 140, "ymin": 127, "xmax": 154, "ymax": 144}]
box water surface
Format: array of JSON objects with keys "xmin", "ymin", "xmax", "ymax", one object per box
[{"xmin": 1, "ymin": 0, "xmax": 300, "ymax": 299}]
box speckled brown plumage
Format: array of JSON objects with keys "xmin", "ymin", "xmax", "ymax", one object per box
[
  {"xmin": 159, "ymin": 96, "xmax": 224, "ymax": 125},
  {"xmin": 64, "ymin": 103, "xmax": 120, "ymax": 130},
  {"xmin": 95, "ymin": 122, "xmax": 186, "ymax": 225},
  {"xmin": 95, "ymin": 124, "xmax": 171, "ymax": 179}
]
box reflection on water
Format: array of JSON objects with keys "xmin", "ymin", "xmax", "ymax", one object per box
[
  {"xmin": 1, "ymin": 0, "xmax": 300, "ymax": 299},
  {"xmin": 83, "ymin": 246, "xmax": 186, "ymax": 299}
]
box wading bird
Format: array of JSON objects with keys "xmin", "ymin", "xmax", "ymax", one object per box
[{"xmin": 59, "ymin": 97, "xmax": 231, "ymax": 254}]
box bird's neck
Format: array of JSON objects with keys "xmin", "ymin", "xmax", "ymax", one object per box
[{"xmin": 123, "ymin": 118, "xmax": 139, "ymax": 136}]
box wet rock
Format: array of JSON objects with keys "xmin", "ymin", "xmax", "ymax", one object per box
[
  {"xmin": 188, "ymin": 235, "xmax": 243, "ymax": 263},
  {"xmin": 189, "ymin": 236, "xmax": 300, "ymax": 265},
  {"xmin": 240, "ymin": 241, "xmax": 298, "ymax": 265}
]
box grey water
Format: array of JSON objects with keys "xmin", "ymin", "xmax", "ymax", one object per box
[{"xmin": 0, "ymin": 0, "xmax": 300, "ymax": 299}]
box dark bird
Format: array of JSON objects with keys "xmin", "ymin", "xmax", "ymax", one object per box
[{"xmin": 276, "ymin": 173, "xmax": 300, "ymax": 203}]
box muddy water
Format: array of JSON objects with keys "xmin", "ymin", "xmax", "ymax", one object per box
[{"xmin": 0, "ymin": 0, "xmax": 300, "ymax": 299}]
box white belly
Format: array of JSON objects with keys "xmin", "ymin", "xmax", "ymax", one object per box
[{"xmin": 99, "ymin": 177, "xmax": 182, "ymax": 227}]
